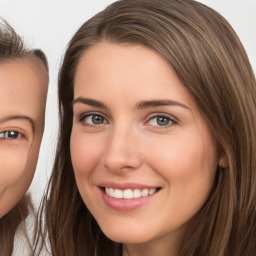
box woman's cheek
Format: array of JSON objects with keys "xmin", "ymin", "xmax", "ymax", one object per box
[
  {"xmin": 70, "ymin": 131, "xmax": 103, "ymax": 176},
  {"xmin": 143, "ymin": 136, "xmax": 192, "ymax": 176}
]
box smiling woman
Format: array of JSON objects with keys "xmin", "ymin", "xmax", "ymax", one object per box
[
  {"xmin": 70, "ymin": 43, "xmax": 221, "ymax": 247},
  {"xmin": 0, "ymin": 20, "xmax": 48, "ymax": 255},
  {"xmin": 41, "ymin": 0, "xmax": 256, "ymax": 255}
]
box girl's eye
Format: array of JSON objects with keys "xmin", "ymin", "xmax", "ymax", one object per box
[
  {"xmin": 81, "ymin": 114, "xmax": 107, "ymax": 126},
  {"xmin": 148, "ymin": 116, "xmax": 174, "ymax": 127},
  {"xmin": 0, "ymin": 131, "xmax": 20, "ymax": 139}
]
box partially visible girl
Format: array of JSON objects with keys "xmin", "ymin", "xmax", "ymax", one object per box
[{"xmin": 0, "ymin": 20, "xmax": 48, "ymax": 255}]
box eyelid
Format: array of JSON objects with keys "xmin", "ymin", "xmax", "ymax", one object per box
[{"xmin": 78, "ymin": 111, "xmax": 108, "ymax": 121}]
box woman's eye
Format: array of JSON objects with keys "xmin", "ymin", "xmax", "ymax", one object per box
[
  {"xmin": 148, "ymin": 116, "xmax": 174, "ymax": 127},
  {"xmin": 0, "ymin": 131, "xmax": 20, "ymax": 139},
  {"xmin": 81, "ymin": 114, "xmax": 107, "ymax": 125}
]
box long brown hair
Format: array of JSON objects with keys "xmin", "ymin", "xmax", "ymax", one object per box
[
  {"xmin": 42, "ymin": 0, "xmax": 256, "ymax": 255},
  {"xmin": 0, "ymin": 19, "xmax": 48, "ymax": 256}
]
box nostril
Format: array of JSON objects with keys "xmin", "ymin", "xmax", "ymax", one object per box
[{"xmin": 102, "ymin": 153, "xmax": 142, "ymax": 174}]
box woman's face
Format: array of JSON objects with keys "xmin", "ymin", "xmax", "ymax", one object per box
[
  {"xmin": 71, "ymin": 42, "xmax": 224, "ymax": 251},
  {"xmin": 0, "ymin": 57, "xmax": 48, "ymax": 218}
]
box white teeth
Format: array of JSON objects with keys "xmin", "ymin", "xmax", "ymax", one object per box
[
  {"xmin": 149, "ymin": 188, "xmax": 156, "ymax": 195},
  {"xmin": 133, "ymin": 189, "xmax": 142, "ymax": 198},
  {"xmin": 109, "ymin": 188, "xmax": 115, "ymax": 197},
  {"xmin": 105, "ymin": 187, "xmax": 157, "ymax": 199},
  {"xmin": 123, "ymin": 189, "xmax": 133, "ymax": 199},
  {"xmin": 114, "ymin": 189, "xmax": 123, "ymax": 199},
  {"xmin": 141, "ymin": 189, "xmax": 149, "ymax": 197}
]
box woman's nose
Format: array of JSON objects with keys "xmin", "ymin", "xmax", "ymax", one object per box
[{"xmin": 102, "ymin": 127, "xmax": 143, "ymax": 175}]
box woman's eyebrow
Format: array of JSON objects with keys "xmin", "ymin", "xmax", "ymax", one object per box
[
  {"xmin": 72, "ymin": 97, "xmax": 190, "ymax": 110},
  {"xmin": 0, "ymin": 115, "xmax": 34, "ymax": 130},
  {"xmin": 136, "ymin": 99, "xmax": 190, "ymax": 110},
  {"xmin": 72, "ymin": 97, "xmax": 108, "ymax": 109}
]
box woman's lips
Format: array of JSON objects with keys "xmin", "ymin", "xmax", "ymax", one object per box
[
  {"xmin": 99, "ymin": 182, "xmax": 160, "ymax": 211},
  {"xmin": 105, "ymin": 187, "xmax": 157, "ymax": 199}
]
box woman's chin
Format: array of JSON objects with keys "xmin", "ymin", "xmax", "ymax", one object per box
[{"xmin": 101, "ymin": 226, "xmax": 152, "ymax": 244}]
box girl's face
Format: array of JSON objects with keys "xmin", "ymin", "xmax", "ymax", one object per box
[
  {"xmin": 71, "ymin": 42, "xmax": 225, "ymax": 253},
  {"xmin": 0, "ymin": 58, "xmax": 48, "ymax": 218}
]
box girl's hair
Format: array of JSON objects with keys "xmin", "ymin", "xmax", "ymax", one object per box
[
  {"xmin": 0, "ymin": 19, "xmax": 48, "ymax": 69},
  {"xmin": 0, "ymin": 19, "xmax": 48, "ymax": 256},
  {"xmin": 42, "ymin": 0, "xmax": 256, "ymax": 255}
]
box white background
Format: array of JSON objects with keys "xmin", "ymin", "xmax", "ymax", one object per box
[{"xmin": 0, "ymin": 0, "xmax": 255, "ymax": 207}]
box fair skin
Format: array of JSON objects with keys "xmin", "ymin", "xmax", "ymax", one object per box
[
  {"xmin": 70, "ymin": 42, "xmax": 225, "ymax": 256},
  {"xmin": 0, "ymin": 57, "xmax": 48, "ymax": 218}
]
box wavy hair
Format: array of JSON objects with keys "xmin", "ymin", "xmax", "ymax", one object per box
[{"xmin": 42, "ymin": 1, "xmax": 256, "ymax": 255}]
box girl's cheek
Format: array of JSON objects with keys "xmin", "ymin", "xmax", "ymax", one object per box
[{"xmin": 0, "ymin": 147, "xmax": 28, "ymax": 187}]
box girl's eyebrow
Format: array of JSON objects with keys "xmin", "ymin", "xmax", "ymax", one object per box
[
  {"xmin": 72, "ymin": 97, "xmax": 190, "ymax": 111},
  {"xmin": 0, "ymin": 115, "xmax": 34, "ymax": 130}
]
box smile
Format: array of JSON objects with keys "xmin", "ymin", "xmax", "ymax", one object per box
[{"xmin": 105, "ymin": 187, "xmax": 157, "ymax": 199}]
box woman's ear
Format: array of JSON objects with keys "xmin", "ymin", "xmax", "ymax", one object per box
[{"xmin": 219, "ymin": 153, "xmax": 228, "ymax": 168}]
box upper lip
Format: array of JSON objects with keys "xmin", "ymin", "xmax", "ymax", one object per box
[{"xmin": 99, "ymin": 181, "xmax": 160, "ymax": 190}]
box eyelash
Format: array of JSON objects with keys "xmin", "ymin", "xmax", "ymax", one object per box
[{"xmin": 78, "ymin": 112, "xmax": 177, "ymax": 129}]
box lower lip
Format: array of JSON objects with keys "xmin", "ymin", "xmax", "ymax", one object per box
[{"xmin": 100, "ymin": 188, "xmax": 157, "ymax": 211}]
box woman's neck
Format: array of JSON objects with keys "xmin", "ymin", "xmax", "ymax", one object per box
[{"xmin": 122, "ymin": 229, "xmax": 185, "ymax": 256}]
